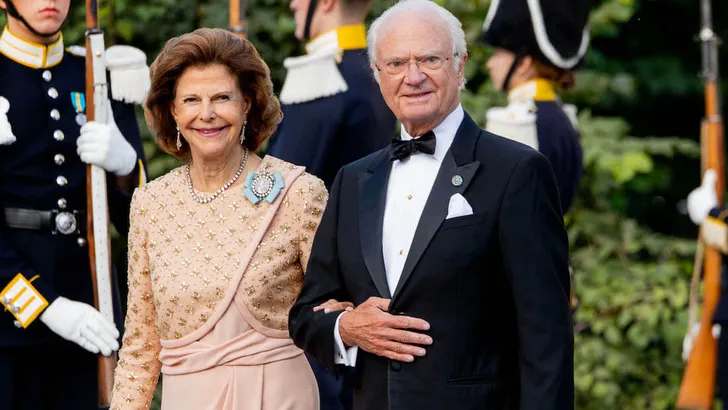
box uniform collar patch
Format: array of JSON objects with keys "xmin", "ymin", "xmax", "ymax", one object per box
[
  {"xmin": 0, "ymin": 26, "xmax": 64, "ymax": 69},
  {"xmin": 305, "ymin": 24, "xmax": 367, "ymax": 56},
  {"xmin": 509, "ymin": 78, "xmax": 556, "ymax": 103}
]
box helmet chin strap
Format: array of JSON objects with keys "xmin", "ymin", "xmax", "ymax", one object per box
[
  {"xmin": 303, "ymin": 0, "xmax": 319, "ymax": 40},
  {"xmin": 4, "ymin": 0, "xmax": 65, "ymax": 39},
  {"xmin": 501, "ymin": 53, "xmax": 524, "ymax": 93}
]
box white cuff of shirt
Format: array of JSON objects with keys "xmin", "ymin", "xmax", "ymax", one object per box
[{"xmin": 333, "ymin": 312, "xmax": 359, "ymax": 367}]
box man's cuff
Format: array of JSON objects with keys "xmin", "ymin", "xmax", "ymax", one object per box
[
  {"xmin": 333, "ymin": 312, "xmax": 359, "ymax": 367},
  {"xmin": 0, "ymin": 273, "xmax": 58, "ymax": 328},
  {"xmin": 701, "ymin": 215, "xmax": 728, "ymax": 254}
]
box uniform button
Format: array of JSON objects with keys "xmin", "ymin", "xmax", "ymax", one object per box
[
  {"xmin": 48, "ymin": 87, "xmax": 58, "ymax": 99},
  {"xmin": 57, "ymin": 198, "xmax": 67, "ymax": 209},
  {"xmin": 42, "ymin": 70, "xmax": 52, "ymax": 81},
  {"xmin": 77, "ymin": 237, "xmax": 87, "ymax": 247},
  {"xmin": 56, "ymin": 176, "xmax": 68, "ymax": 186},
  {"xmin": 390, "ymin": 361, "xmax": 401, "ymax": 372},
  {"xmin": 399, "ymin": 249, "xmax": 403, "ymax": 255},
  {"xmin": 54, "ymin": 153, "xmax": 65, "ymax": 165},
  {"xmin": 50, "ymin": 109, "xmax": 60, "ymax": 120},
  {"xmin": 53, "ymin": 130, "xmax": 64, "ymax": 141}
]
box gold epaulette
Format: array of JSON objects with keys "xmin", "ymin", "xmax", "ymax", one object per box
[{"xmin": 0, "ymin": 273, "xmax": 48, "ymax": 328}]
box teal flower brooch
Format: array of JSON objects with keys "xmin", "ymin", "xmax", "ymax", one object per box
[{"xmin": 244, "ymin": 168, "xmax": 284, "ymax": 205}]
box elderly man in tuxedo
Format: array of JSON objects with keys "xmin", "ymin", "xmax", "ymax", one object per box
[{"xmin": 288, "ymin": 1, "xmax": 574, "ymax": 409}]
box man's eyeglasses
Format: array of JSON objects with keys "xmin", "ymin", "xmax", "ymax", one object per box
[{"xmin": 376, "ymin": 53, "xmax": 458, "ymax": 76}]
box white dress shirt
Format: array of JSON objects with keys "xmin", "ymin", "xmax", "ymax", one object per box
[{"xmin": 333, "ymin": 104, "xmax": 465, "ymax": 366}]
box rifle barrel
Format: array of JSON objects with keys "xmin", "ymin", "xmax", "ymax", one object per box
[{"xmin": 229, "ymin": 0, "xmax": 247, "ymax": 38}]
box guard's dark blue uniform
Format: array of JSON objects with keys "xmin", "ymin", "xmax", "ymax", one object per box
[
  {"xmin": 486, "ymin": 79, "xmax": 582, "ymax": 214},
  {"xmin": 268, "ymin": 24, "xmax": 396, "ymax": 410},
  {"xmin": 696, "ymin": 208, "xmax": 728, "ymax": 406},
  {"xmin": 0, "ymin": 27, "xmax": 146, "ymax": 410},
  {"xmin": 267, "ymin": 25, "xmax": 396, "ymax": 189}
]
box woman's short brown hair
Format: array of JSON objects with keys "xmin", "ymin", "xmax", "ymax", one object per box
[{"xmin": 145, "ymin": 28, "xmax": 282, "ymax": 159}]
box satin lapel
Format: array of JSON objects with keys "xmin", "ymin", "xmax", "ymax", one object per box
[
  {"xmin": 358, "ymin": 151, "xmax": 392, "ymax": 298},
  {"xmin": 391, "ymin": 113, "xmax": 482, "ymax": 300}
]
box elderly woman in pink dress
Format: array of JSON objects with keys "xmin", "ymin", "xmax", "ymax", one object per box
[{"xmin": 109, "ymin": 28, "xmax": 326, "ymax": 409}]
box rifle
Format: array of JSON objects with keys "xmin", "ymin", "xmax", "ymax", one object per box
[
  {"xmin": 85, "ymin": 0, "xmax": 117, "ymax": 407},
  {"xmin": 677, "ymin": 0, "xmax": 724, "ymax": 408},
  {"xmin": 229, "ymin": 0, "xmax": 247, "ymax": 39}
]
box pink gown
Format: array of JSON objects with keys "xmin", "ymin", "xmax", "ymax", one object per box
[{"xmin": 109, "ymin": 156, "xmax": 326, "ymax": 410}]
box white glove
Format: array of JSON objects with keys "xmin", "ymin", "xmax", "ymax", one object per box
[
  {"xmin": 77, "ymin": 104, "xmax": 137, "ymax": 177},
  {"xmin": 682, "ymin": 323, "xmax": 700, "ymax": 362},
  {"xmin": 687, "ymin": 169, "xmax": 719, "ymax": 225},
  {"xmin": 39, "ymin": 296, "xmax": 120, "ymax": 356}
]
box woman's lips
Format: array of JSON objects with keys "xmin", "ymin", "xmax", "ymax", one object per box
[{"xmin": 193, "ymin": 126, "xmax": 227, "ymax": 139}]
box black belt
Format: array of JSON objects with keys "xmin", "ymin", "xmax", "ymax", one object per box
[{"xmin": 2, "ymin": 207, "xmax": 84, "ymax": 235}]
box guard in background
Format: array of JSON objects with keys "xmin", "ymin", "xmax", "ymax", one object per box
[
  {"xmin": 480, "ymin": 0, "xmax": 590, "ymax": 215},
  {"xmin": 685, "ymin": 170, "xmax": 728, "ymax": 407},
  {"xmin": 267, "ymin": 1, "xmax": 396, "ymax": 408},
  {"xmin": 0, "ymin": 0, "xmax": 148, "ymax": 408},
  {"xmin": 267, "ymin": 0, "xmax": 396, "ymax": 190},
  {"xmin": 481, "ymin": 0, "xmax": 591, "ymax": 311}
]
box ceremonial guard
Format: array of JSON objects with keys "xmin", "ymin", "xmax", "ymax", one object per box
[
  {"xmin": 267, "ymin": 0, "xmax": 396, "ymax": 189},
  {"xmin": 0, "ymin": 0, "xmax": 148, "ymax": 408},
  {"xmin": 480, "ymin": 0, "xmax": 590, "ymax": 215},
  {"xmin": 685, "ymin": 170, "xmax": 728, "ymax": 406},
  {"xmin": 268, "ymin": 1, "xmax": 395, "ymax": 408}
]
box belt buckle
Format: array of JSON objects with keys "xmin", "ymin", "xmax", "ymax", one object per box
[{"xmin": 52, "ymin": 210, "xmax": 78, "ymax": 235}]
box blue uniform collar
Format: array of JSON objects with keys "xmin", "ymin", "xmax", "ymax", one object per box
[{"xmin": 0, "ymin": 26, "xmax": 65, "ymax": 69}]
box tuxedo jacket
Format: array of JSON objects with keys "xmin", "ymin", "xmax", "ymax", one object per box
[{"xmin": 289, "ymin": 113, "xmax": 574, "ymax": 410}]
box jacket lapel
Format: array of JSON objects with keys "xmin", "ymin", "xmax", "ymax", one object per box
[
  {"xmin": 358, "ymin": 150, "xmax": 393, "ymax": 298},
  {"xmin": 392, "ymin": 114, "xmax": 482, "ymax": 299}
]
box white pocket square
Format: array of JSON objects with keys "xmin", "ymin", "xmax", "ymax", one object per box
[{"xmin": 446, "ymin": 193, "xmax": 473, "ymax": 220}]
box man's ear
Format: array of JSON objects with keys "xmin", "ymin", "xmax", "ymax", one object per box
[
  {"xmin": 458, "ymin": 52, "xmax": 469, "ymax": 77},
  {"xmin": 319, "ymin": 0, "xmax": 336, "ymax": 14},
  {"xmin": 516, "ymin": 55, "xmax": 534, "ymax": 78}
]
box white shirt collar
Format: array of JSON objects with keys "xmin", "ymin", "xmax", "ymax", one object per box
[
  {"xmin": 399, "ymin": 104, "xmax": 464, "ymax": 162},
  {"xmin": 0, "ymin": 26, "xmax": 65, "ymax": 69}
]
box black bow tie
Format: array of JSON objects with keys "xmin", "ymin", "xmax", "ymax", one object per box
[{"xmin": 389, "ymin": 130, "xmax": 437, "ymax": 161}]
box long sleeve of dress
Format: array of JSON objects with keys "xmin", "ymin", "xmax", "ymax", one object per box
[{"xmin": 111, "ymin": 189, "xmax": 163, "ymax": 410}]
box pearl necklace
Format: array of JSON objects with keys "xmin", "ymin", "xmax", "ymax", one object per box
[{"xmin": 186, "ymin": 149, "xmax": 249, "ymax": 204}]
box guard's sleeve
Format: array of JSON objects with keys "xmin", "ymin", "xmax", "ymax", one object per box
[
  {"xmin": 267, "ymin": 100, "xmax": 339, "ymax": 182},
  {"xmin": 700, "ymin": 207, "xmax": 728, "ymax": 254},
  {"xmin": 0, "ymin": 234, "xmax": 59, "ymax": 327},
  {"xmin": 110, "ymin": 189, "xmax": 162, "ymax": 410},
  {"xmin": 107, "ymin": 99, "xmax": 148, "ymax": 237}
]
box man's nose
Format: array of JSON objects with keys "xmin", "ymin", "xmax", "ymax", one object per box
[{"xmin": 404, "ymin": 62, "xmax": 426, "ymax": 85}]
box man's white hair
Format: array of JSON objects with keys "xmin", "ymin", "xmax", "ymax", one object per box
[{"xmin": 367, "ymin": 0, "xmax": 467, "ymax": 88}]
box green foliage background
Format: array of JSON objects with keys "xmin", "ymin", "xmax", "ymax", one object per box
[{"xmin": 3, "ymin": 0, "xmax": 723, "ymax": 407}]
